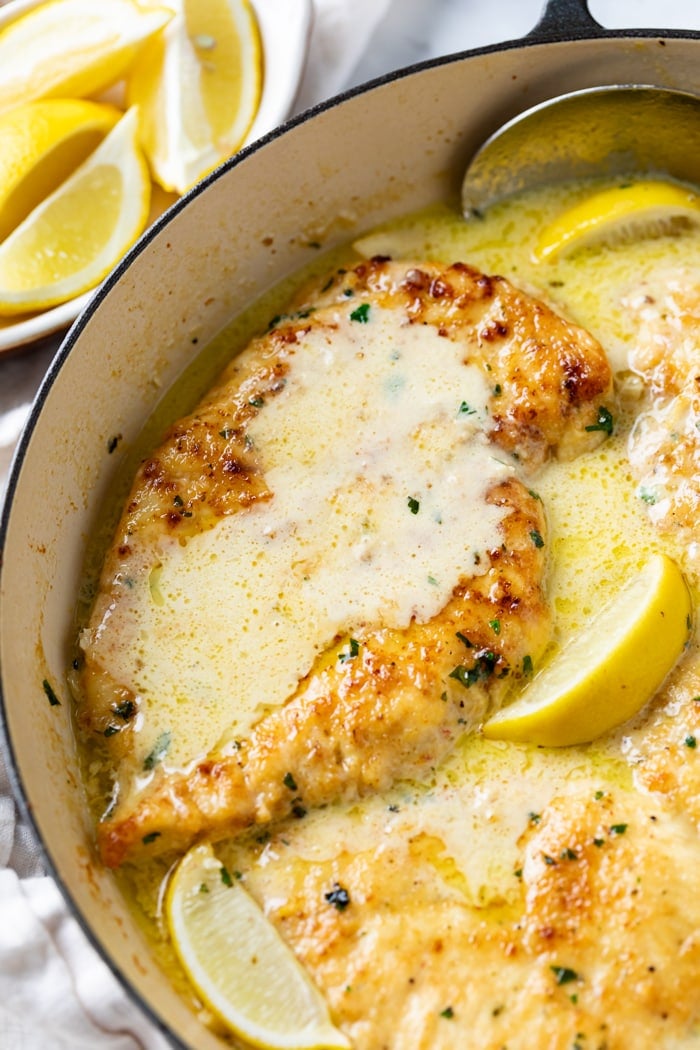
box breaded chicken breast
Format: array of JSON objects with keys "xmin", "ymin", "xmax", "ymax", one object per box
[
  {"xmin": 77, "ymin": 258, "xmax": 614, "ymax": 867},
  {"xmin": 626, "ymin": 271, "xmax": 700, "ymax": 542}
]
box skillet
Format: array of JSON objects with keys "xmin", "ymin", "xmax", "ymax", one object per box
[{"xmin": 1, "ymin": 0, "xmax": 699, "ymax": 1044}]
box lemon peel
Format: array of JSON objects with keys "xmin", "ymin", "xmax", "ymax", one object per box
[
  {"xmin": 0, "ymin": 107, "xmax": 150, "ymax": 315},
  {"xmin": 127, "ymin": 0, "xmax": 263, "ymax": 193},
  {"xmin": 166, "ymin": 843, "xmax": 351, "ymax": 1050},
  {"xmin": 0, "ymin": 99, "xmax": 122, "ymax": 243},
  {"xmin": 0, "ymin": 0, "xmax": 172, "ymax": 115},
  {"xmin": 534, "ymin": 179, "xmax": 700, "ymax": 262},
  {"xmin": 483, "ymin": 553, "xmax": 692, "ymax": 747}
]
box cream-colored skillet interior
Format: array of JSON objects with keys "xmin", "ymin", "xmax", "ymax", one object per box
[{"xmin": 73, "ymin": 177, "xmax": 700, "ymax": 1049}]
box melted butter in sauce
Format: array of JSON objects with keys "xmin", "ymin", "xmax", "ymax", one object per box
[{"xmin": 97, "ymin": 178, "xmax": 700, "ymax": 1038}]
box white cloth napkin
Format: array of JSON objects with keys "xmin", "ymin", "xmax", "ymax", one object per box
[{"xmin": 0, "ymin": 2, "xmax": 396, "ymax": 1048}]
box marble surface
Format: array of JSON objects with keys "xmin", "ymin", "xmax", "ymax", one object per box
[{"xmin": 2, "ymin": 0, "xmax": 700, "ymax": 499}]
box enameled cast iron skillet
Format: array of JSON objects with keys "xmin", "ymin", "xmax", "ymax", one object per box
[{"xmin": 1, "ymin": 1, "xmax": 699, "ymax": 1044}]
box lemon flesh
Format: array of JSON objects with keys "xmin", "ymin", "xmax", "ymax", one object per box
[
  {"xmin": 534, "ymin": 179, "xmax": 700, "ymax": 261},
  {"xmin": 166, "ymin": 844, "xmax": 351, "ymax": 1050},
  {"xmin": 483, "ymin": 553, "xmax": 692, "ymax": 747},
  {"xmin": 127, "ymin": 0, "xmax": 263, "ymax": 193},
  {"xmin": 0, "ymin": 0, "xmax": 172, "ymax": 114},
  {"xmin": 0, "ymin": 99, "xmax": 121, "ymax": 242},
  {"xmin": 0, "ymin": 107, "xmax": 150, "ymax": 315}
]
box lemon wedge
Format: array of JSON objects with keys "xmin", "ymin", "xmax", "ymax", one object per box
[
  {"xmin": 127, "ymin": 0, "xmax": 263, "ymax": 193},
  {"xmin": 0, "ymin": 107, "xmax": 150, "ymax": 315},
  {"xmin": 534, "ymin": 178, "xmax": 700, "ymax": 261},
  {"xmin": 483, "ymin": 553, "xmax": 691, "ymax": 747},
  {"xmin": 0, "ymin": 0, "xmax": 172, "ymax": 115},
  {"xmin": 166, "ymin": 844, "xmax": 351, "ymax": 1050},
  {"xmin": 0, "ymin": 99, "xmax": 122, "ymax": 243}
]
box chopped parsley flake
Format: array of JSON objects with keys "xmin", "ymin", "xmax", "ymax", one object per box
[
  {"xmin": 143, "ymin": 730, "xmax": 171, "ymax": 771},
  {"xmin": 550, "ymin": 966, "xmax": 578, "ymax": 985},
  {"xmin": 283, "ymin": 771, "xmax": 298, "ymax": 791},
  {"xmin": 220, "ymin": 866, "xmax": 233, "ymax": 887},
  {"xmin": 248, "ymin": 396, "xmax": 264, "ymax": 408},
  {"xmin": 440, "ymin": 1006, "xmax": 455, "ymax": 1019},
  {"xmin": 530, "ymin": 529, "xmax": 545, "ymax": 549},
  {"xmin": 338, "ymin": 638, "xmax": 360, "ymax": 663},
  {"xmin": 686, "ymin": 735, "xmax": 697, "ymax": 749},
  {"xmin": 639, "ymin": 486, "xmax": 658, "ymax": 505},
  {"xmin": 610, "ymin": 823, "xmax": 628, "ymax": 836},
  {"xmin": 114, "ymin": 699, "xmax": 135, "ymax": 721},
  {"xmin": 42, "ymin": 679, "xmax": 61, "ymax": 707},
  {"xmin": 585, "ymin": 406, "xmax": 614, "ymax": 435},
  {"xmin": 459, "ymin": 401, "xmax": 476, "ymax": 415},
  {"xmin": 522, "ymin": 654, "xmax": 533, "ymax": 676},
  {"xmin": 449, "ymin": 649, "xmax": 497, "ymax": 689},
  {"xmin": 407, "ymin": 496, "xmax": 420, "ymax": 514},
  {"xmin": 142, "ymin": 831, "xmax": 161, "ymax": 845},
  {"xmin": 350, "ymin": 303, "xmax": 370, "ymax": 323},
  {"xmin": 325, "ymin": 882, "xmax": 351, "ymax": 910},
  {"xmin": 489, "ymin": 618, "xmax": 501, "ymax": 634}
]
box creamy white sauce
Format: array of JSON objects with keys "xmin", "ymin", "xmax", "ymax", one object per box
[{"xmin": 94, "ymin": 306, "xmax": 512, "ymax": 769}]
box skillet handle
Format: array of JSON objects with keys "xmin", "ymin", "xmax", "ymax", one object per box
[{"xmin": 527, "ymin": 0, "xmax": 605, "ymax": 41}]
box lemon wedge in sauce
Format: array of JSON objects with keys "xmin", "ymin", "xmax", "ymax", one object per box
[
  {"xmin": 483, "ymin": 553, "xmax": 692, "ymax": 747},
  {"xmin": 166, "ymin": 843, "xmax": 351, "ymax": 1050},
  {"xmin": 534, "ymin": 178, "xmax": 700, "ymax": 261}
]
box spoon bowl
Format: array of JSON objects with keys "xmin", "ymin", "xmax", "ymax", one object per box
[{"xmin": 461, "ymin": 84, "xmax": 700, "ymax": 218}]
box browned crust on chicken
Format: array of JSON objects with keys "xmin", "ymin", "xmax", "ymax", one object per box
[
  {"xmin": 296, "ymin": 258, "xmax": 614, "ymax": 467},
  {"xmin": 98, "ymin": 476, "xmax": 549, "ymax": 866},
  {"xmin": 625, "ymin": 271, "xmax": 700, "ymax": 542},
  {"xmin": 260, "ymin": 788, "xmax": 700, "ymax": 1050}
]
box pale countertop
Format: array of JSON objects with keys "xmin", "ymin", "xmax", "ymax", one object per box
[{"xmin": 1, "ymin": 0, "xmax": 700, "ymax": 496}]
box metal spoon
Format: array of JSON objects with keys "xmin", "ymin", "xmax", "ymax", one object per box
[{"xmin": 461, "ymin": 85, "xmax": 700, "ymax": 218}]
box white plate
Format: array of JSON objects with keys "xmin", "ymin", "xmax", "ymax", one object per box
[{"xmin": 0, "ymin": 0, "xmax": 313, "ymax": 355}]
